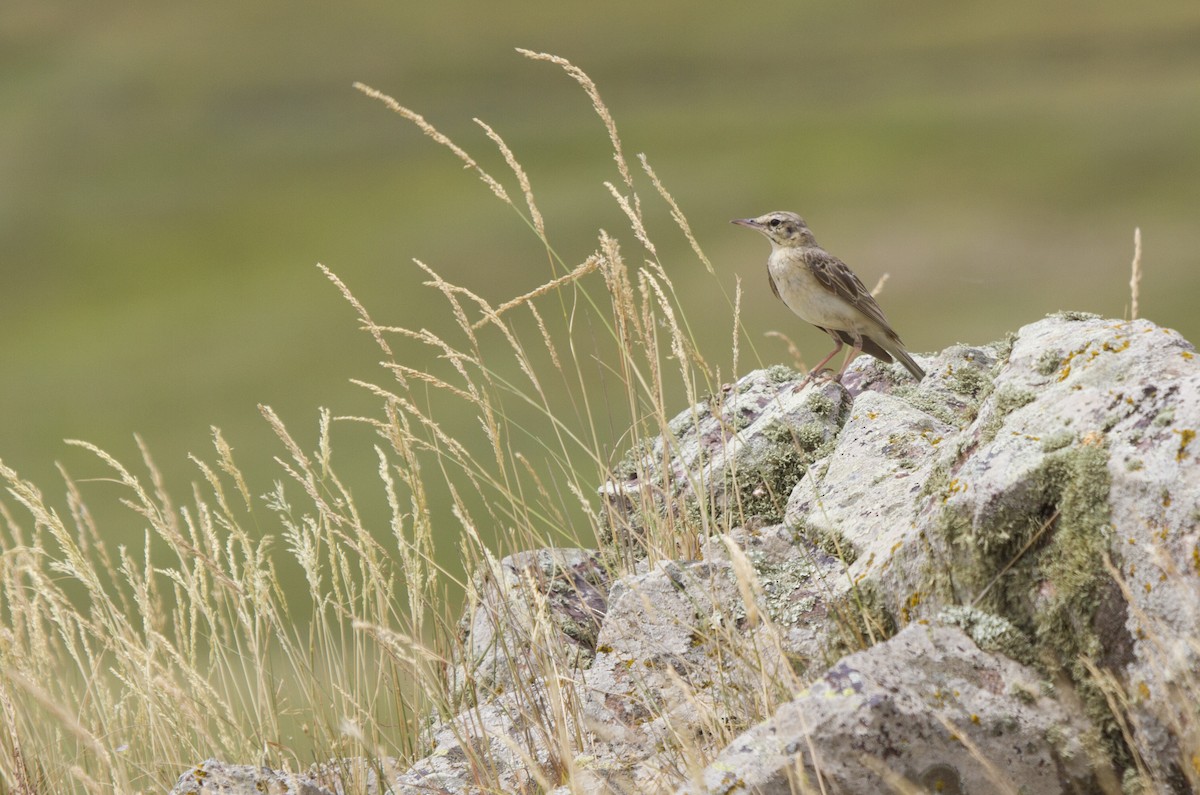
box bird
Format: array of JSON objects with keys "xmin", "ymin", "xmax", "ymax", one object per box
[{"xmin": 732, "ymin": 211, "xmax": 925, "ymax": 386}]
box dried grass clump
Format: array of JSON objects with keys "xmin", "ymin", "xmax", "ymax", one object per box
[{"xmin": 0, "ymin": 51, "xmax": 759, "ymax": 793}]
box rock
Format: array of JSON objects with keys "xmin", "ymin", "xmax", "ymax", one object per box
[
  {"xmin": 680, "ymin": 623, "xmax": 1097, "ymax": 795},
  {"xmin": 172, "ymin": 314, "xmax": 1200, "ymax": 794},
  {"xmin": 579, "ymin": 555, "xmax": 792, "ymax": 791},
  {"xmin": 601, "ymin": 369, "xmax": 850, "ymax": 551},
  {"xmin": 170, "ymin": 759, "xmax": 335, "ymax": 795},
  {"xmin": 784, "ymin": 314, "xmax": 1199, "ymax": 791},
  {"xmin": 785, "ymin": 387, "xmax": 956, "ymax": 570},
  {"xmin": 918, "ymin": 316, "xmax": 1196, "ymax": 790},
  {"xmin": 699, "ymin": 522, "xmax": 847, "ymax": 673},
  {"xmin": 391, "ymin": 686, "xmax": 571, "ymax": 795},
  {"xmin": 450, "ymin": 548, "xmax": 609, "ymax": 703}
]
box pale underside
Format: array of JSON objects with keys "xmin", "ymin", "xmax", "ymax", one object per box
[{"xmin": 767, "ymin": 245, "xmax": 904, "ymax": 363}]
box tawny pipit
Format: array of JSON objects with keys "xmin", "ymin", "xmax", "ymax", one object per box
[{"xmin": 732, "ymin": 211, "xmax": 925, "ymax": 385}]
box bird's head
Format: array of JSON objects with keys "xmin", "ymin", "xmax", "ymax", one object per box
[{"xmin": 731, "ymin": 211, "xmax": 817, "ymax": 248}]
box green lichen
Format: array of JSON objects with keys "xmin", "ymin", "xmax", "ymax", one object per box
[
  {"xmin": 1035, "ymin": 442, "xmax": 1113, "ymax": 667},
  {"xmin": 978, "ymin": 386, "xmax": 1038, "ymax": 445},
  {"xmin": 753, "ymin": 547, "xmax": 823, "ymax": 632},
  {"xmin": 1036, "ymin": 348, "xmax": 1064, "ymax": 376},
  {"xmin": 947, "ymin": 364, "xmax": 989, "ymax": 399},
  {"xmin": 932, "ymin": 439, "xmax": 1126, "ymax": 769},
  {"xmin": 992, "ymin": 385, "xmax": 1038, "ymax": 417},
  {"xmin": 1152, "ymin": 408, "xmax": 1174, "ymax": 428},
  {"xmin": 611, "ymin": 437, "xmax": 656, "ymax": 481},
  {"xmin": 822, "ymin": 580, "xmax": 896, "ymax": 664},
  {"xmin": 926, "ymin": 442, "xmax": 1112, "ymax": 631},
  {"xmin": 804, "ymin": 392, "xmax": 836, "ymax": 418},
  {"xmin": 918, "ymin": 457, "xmax": 956, "ymax": 503},
  {"xmin": 1011, "ymin": 681, "xmax": 1039, "ymax": 705},
  {"xmin": 1041, "ymin": 430, "xmax": 1075, "ymax": 452},
  {"xmin": 1122, "ymin": 769, "xmax": 1151, "ymax": 795},
  {"xmin": 725, "ymin": 442, "xmax": 808, "ymax": 526},
  {"xmin": 724, "ymin": 401, "xmax": 850, "ymax": 527},
  {"xmin": 896, "ymin": 385, "xmax": 962, "ymax": 428},
  {"xmin": 1054, "ymin": 310, "xmax": 1101, "ymax": 322},
  {"xmin": 939, "ymin": 605, "xmax": 1034, "ymax": 665},
  {"xmin": 793, "ymin": 517, "xmax": 858, "ymax": 566},
  {"xmin": 767, "ymin": 364, "xmax": 799, "ymax": 384},
  {"xmin": 759, "ymin": 420, "xmax": 793, "ymax": 445},
  {"xmin": 896, "ymin": 342, "xmax": 1006, "ymax": 429},
  {"xmin": 793, "ymin": 422, "xmax": 828, "ymax": 453},
  {"xmin": 969, "ymin": 333, "xmax": 1017, "ymax": 410},
  {"xmin": 990, "ymin": 332, "xmax": 1018, "ymax": 369}
]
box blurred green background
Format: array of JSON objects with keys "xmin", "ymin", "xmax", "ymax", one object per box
[{"xmin": 3, "ymin": 2, "xmax": 1199, "ymax": 552}]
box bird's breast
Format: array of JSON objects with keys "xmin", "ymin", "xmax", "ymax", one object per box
[{"xmin": 768, "ymin": 250, "xmax": 866, "ymax": 333}]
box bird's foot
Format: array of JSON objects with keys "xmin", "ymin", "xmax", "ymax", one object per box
[{"xmin": 792, "ymin": 368, "xmax": 839, "ymax": 393}]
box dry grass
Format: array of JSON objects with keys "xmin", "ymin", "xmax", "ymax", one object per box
[
  {"xmin": 0, "ymin": 52, "xmax": 767, "ymax": 793},
  {"xmin": 1129, "ymin": 226, "xmax": 1143, "ymax": 321}
]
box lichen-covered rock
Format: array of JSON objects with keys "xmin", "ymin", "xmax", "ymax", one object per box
[
  {"xmin": 601, "ymin": 369, "xmax": 849, "ymax": 550},
  {"xmin": 450, "ymin": 548, "xmax": 609, "ymax": 703},
  {"xmin": 172, "ymin": 314, "xmax": 1200, "ymax": 794},
  {"xmin": 786, "ymin": 387, "xmax": 956, "ymax": 569},
  {"xmin": 170, "ymin": 759, "xmax": 335, "ymax": 795},
  {"xmin": 699, "ymin": 522, "xmax": 847, "ymax": 672},
  {"xmin": 577, "ymin": 554, "xmax": 795, "ymax": 791},
  {"xmin": 390, "ymin": 685, "xmax": 571, "ymax": 795},
  {"xmin": 680, "ymin": 623, "xmax": 1097, "ymax": 795},
  {"xmin": 893, "ymin": 315, "xmax": 1195, "ymax": 790}
]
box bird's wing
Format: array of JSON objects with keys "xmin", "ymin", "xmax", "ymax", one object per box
[{"xmin": 805, "ymin": 249, "xmax": 902, "ymax": 342}]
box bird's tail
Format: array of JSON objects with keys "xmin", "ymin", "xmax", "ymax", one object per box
[{"xmin": 891, "ymin": 346, "xmax": 925, "ymax": 381}]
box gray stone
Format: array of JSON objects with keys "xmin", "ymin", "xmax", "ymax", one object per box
[
  {"xmin": 578, "ymin": 555, "xmax": 793, "ymax": 791},
  {"xmin": 785, "ymin": 388, "xmax": 956, "ymax": 569},
  {"xmin": 391, "ymin": 686, "xmax": 571, "ymax": 795},
  {"xmin": 450, "ymin": 547, "xmax": 609, "ymax": 703},
  {"xmin": 681, "ymin": 624, "xmax": 1096, "ymax": 795},
  {"xmin": 170, "ymin": 759, "xmax": 335, "ymax": 795},
  {"xmin": 601, "ymin": 370, "xmax": 850, "ymax": 549},
  {"xmin": 172, "ymin": 314, "xmax": 1200, "ymax": 795}
]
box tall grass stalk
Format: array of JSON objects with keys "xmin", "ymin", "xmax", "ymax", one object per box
[{"xmin": 0, "ymin": 52, "xmax": 774, "ymax": 793}]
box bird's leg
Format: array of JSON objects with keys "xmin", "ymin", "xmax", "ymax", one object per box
[
  {"xmin": 836, "ymin": 332, "xmax": 865, "ymax": 381},
  {"xmin": 796, "ymin": 339, "xmax": 844, "ymax": 390}
]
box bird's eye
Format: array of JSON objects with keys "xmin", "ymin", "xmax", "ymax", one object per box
[{"xmin": 768, "ymin": 218, "xmax": 781, "ymax": 228}]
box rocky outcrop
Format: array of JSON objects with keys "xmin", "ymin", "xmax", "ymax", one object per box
[
  {"xmin": 681, "ymin": 623, "xmax": 1093, "ymax": 794},
  {"xmin": 171, "ymin": 759, "xmax": 336, "ymax": 794},
  {"xmin": 172, "ymin": 314, "xmax": 1199, "ymax": 794},
  {"xmin": 450, "ymin": 547, "xmax": 609, "ymax": 703}
]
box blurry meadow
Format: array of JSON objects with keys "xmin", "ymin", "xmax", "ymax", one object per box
[
  {"xmin": 2, "ymin": 1, "xmax": 1200, "ymax": 789},
  {"xmin": 3, "ymin": 2, "xmax": 1199, "ymax": 543}
]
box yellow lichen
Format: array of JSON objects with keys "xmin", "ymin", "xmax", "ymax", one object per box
[
  {"xmin": 1175, "ymin": 428, "xmax": 1195, "ymax": 461},
  {"xmin": 1102, "ymin": 338, "xmax": 1130, "ymax": 354}
]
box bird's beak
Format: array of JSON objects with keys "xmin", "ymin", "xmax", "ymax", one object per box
[{"xmin": 731, "ymin": 218, "xmax": 759, "ymax": 229}]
